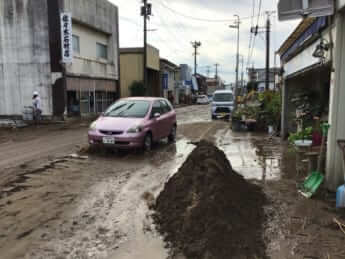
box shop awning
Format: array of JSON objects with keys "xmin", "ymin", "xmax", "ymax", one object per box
[{"xmin": 66, "ymin": 77, "xmax": 117, "ymax": 92}]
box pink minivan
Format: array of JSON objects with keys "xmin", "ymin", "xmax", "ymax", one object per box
[{"xmin": 88, "ymin": 97, "xmax": 177, "ymax": 151}]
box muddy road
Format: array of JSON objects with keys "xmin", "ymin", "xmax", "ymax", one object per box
[{"xmin": 1, "ymin": 105, "xmax": 345, "ymax": 259}]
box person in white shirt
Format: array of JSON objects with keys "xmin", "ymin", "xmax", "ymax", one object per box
[{"xmin": 32, "ymin": 91, "xmax": 42, "ymax": 122}]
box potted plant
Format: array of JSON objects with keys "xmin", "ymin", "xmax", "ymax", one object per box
[{"xmin": 231, "ymin": 109, "xmax": 243, "ymax": 132}]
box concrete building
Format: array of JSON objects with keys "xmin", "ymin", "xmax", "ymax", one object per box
[
  {"xmin": 206, "ymin": 77, "xmax": 225, "ymax": 95},
  {"xmin": 178, "ymin": 64, "xmax": 193, "ymax": 103},
  {"xmin": 0, "ymin": 0, "xmax": 120, "ymax": 118},
  {"xmin": 247, "ymin": 67, "xmax": 280, "ymax": 92},
  {"xmin": 278, "ymin": 16, "xmax": 342, "ymax": 190},
  {"xmin": 160, "ymin": 58, "xmax": 179, "ymax": 104},
  {"xmin": 119, "ymin": 45, "xmax": 160, "ymax": 98},
  {"xmin": 195, "ymin": 74, "xmax": 208, "ymax": 95},
  {"xmin": 278, "ymin": 17, "xmax": 333, "ymax": 137},
  {"xmin": 327, "ymin": 1, "xmax": 345, "ymax": 191}
]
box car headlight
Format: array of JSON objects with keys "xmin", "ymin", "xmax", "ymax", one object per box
[
  {"xmin": 127, "ymin": 125, "xmax": 142, "ymax": 133},
  {"xmin": 89, "ymin": 121, "xmax": 97, "ymax": 131}
]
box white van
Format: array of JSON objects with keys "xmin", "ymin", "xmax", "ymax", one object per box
[{"xmin": 211, "ymin": 90, "xmax": 234, "ymax": 120}]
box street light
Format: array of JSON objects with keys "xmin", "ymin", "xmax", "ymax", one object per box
[{"xmin": 229, "ymin": 14, "xmax": 240, "ymax": 110}]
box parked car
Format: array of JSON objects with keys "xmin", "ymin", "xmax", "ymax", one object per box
[
  {"xmin": 88, "ymin": 97, "xmax": 177, "ymax": 151},
  {"xmin": 196, "ymin": 95, "xmax": 209, "ymax": 105},
  {"xmin": 211, "ymin": 90, "xmax": 234, "ymax": 120}
]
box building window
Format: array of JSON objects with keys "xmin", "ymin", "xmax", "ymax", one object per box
[
  {"xmin": 96, "ymin": 43, "xmax": 108, "ymax": 59},
  {"xmin": 72, "ymin": 35, "xmax": 80, "ymax": 54}
]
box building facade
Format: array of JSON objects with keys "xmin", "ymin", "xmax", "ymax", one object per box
[
  {"xmin": 160, "ymin": 58, "xmax": 179, "ymax": 104},
  {"xmin": 278, "ymin": 15, "xmax": 341, "ymax": 190},
  {"xmin": 120, "ymin": 45, "xmax": 160, "ymax": 98},
  {"xmin": 327, "ymin": 1, "xmax": 345, "ymax": 191},
  {"xmin": 247, "ymin": 67, "xmax": 280, "ymax": 92},
  {"xmin": 0, "ymin": 0, "xmax": 120, "ymax": 118},
  {"xmin": 206, "ymin": 77, "xmax": 225, "ymax": 95}
]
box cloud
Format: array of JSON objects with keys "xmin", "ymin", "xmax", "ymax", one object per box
[{"xmin": 110, "ymin": 0, "xmax": 300, "ymax": 83}]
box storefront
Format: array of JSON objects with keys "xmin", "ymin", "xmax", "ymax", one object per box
[{"xmin": 66, "ymin": 77, "xmax": 117, "ymax": 116}]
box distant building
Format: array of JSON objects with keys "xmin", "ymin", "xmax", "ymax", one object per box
[
  {"xmin": 0, "ymin": 0, "xmax": 120, "ymax": 118},
  {"xmin": 247, "ymin": 68, "xmax": 280, "ymax": 92},
  {"xmin": 195, "ymin": 74, "xmax": 208, "ymax": 95},
  {"xmin": 160, "ymin": 58, "xmax": 179, "ymax": 104},
  {"xmin": 206, "ymin": 77, "xmax": 224, "ymax": 95},
  {"xmin": 119, "ymin": 45, "xmax": 160, "ymax": 97}
]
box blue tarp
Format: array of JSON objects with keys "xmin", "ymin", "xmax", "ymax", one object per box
[
  {"xmin": 162, "ymin": 72, "xmax": 168, "ymax": 90},
  {"xmin": 192, "ymin": 76, "xmax": 199, "ymax": 91}
]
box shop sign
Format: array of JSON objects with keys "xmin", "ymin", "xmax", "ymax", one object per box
[
  {"xmin": 60, "ymin": 13, "xmax": 73, "ymax": 63},
  {"xmin": 278, "ymin": 0, "xmax": 334, "ymax": 21}
]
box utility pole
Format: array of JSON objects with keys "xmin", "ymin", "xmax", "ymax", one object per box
[
  {"xmin": 249, "ymin": 11, "xmax": 275, "ymax": 91},
  {"xmin": 240, "ymin": 55, "xmax": 244, "ymax": 90},
  {"xmin": 265, "ymin": 12, "xmax": 271, "ymax": 91},
  {"xmin": 230, "ymin": 15, "xmax": 240, "ymax": 109},
  {"xmin": 214, "ymin": 63, "xmax": 219, "ymax": 79},
  {"xmin": 191, "ymin": 41, "xmax": 202, "ymax": 76},
  {"xmin": 141, "ymin": 0, "xmax": 152, "ymax": 95}
]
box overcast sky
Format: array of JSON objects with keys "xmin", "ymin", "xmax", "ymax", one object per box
[{"xmin": 109, "ymin": 0, "xmax": 300, "ymax": 83}]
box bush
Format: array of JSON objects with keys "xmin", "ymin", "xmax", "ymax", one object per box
[
  {"xmin": 288, "ymin": 127, "xmax": 313, "ymax": 144},
  {"xmin": 129, "ymin": 81, "xmax": 146, "ymax": 97},
  {"xmin": 258, "ymin": 91, "xmax": 281, "ymax": 126}
]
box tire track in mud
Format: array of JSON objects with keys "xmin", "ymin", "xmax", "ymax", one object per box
[{"xmin": 0, "ymin": 107, "xmax": 228, "ymax": 258}]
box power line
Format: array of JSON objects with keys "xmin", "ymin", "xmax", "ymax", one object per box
[
  {"xmin": 249, "ymin": 0, "xmax": 263, "ymax": 68},
  {"xmin": 246, "ymin": 0, "xmax": 256, "ymax": 69},
  {"xmin": 155, "ymin": 0, "xmax": 265, "ymax": 23}
]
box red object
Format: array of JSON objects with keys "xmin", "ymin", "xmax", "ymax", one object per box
[{"xmin": 312, "ymin": 132, "xmax": 322, "ymax": 146}]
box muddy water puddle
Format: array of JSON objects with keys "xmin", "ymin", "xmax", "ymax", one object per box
[
  {"xmin": 216, "ymin": 129, "xmax": 285, "ymax": 181},
  {"xmin": 104, "ymin": 139, "xmax": 194, "ymax": 259}
]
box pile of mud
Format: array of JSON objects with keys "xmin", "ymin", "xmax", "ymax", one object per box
[{"xmin": 154, "ymin": 140, "xmax": 267, "ymax": 259}]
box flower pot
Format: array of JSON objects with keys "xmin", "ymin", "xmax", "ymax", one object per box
[{"xmin": 232, "ymin": 119, "xmax": 242, "ymax": 132}]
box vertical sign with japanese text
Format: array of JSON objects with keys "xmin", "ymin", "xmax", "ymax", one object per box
[{"xmin": 60, "ymin": 13, "xmax": 73, "ymax": 63}]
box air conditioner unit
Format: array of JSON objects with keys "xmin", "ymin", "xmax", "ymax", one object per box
[{"xmin": 278, "ymin": 0, "xmax": 334, "ymax": 21}]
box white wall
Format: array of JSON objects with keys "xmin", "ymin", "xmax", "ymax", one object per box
[
  {"xmin": 338, "ymin": 0, "xmax": 345, "ymax": 10},
  {"xmin": 326, "ymin": 13, "xmax": 345, "ymax": 191},
  {"xmin": 0, "ymin": 0, "xmax": 53, "ymax": 116},
  {"xmin": 64, "ymin": 0, "xmax": 119, "ymax": 80},
  {"xmin": 68, "ymin": 22, "xmax": 117, "ymax": 79},
  {"xmin": 284, "ymin": 27, "xmax": 336, "ymax": 77}
]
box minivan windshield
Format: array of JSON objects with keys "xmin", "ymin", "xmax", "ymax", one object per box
[
  {"xmin": 104, "ymin": 100, "xmax": 150, "ymax": 118},
  {"xmin": 213, "ymin": 93, "xmax": 233, "ymax": 102}
]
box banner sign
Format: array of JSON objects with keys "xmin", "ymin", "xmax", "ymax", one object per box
[
  {"xmin": 60, "ymin": 13, "xmax": 73, "ymax": 63},
  {"xmin": 278, "ymin": 0, "xmax": 334, "ymax": 21},
  {"xmin": 162, "ymin": 72, "xmax": 168, "ymax": 90}
]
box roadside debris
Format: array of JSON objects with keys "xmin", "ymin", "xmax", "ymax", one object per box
[
  {"xmin": 66, "ymin": 153, "xmax": 89, "ymax": 160},
  {"xmin": 333, "ymin": 218, "xmax": 345, "ymax": 236},
  {"xmin": 154, "ymin": 140, "xmax": 267, "ymax": 259}
]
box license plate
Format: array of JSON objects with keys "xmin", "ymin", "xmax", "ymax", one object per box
[
  {"xmin": 102, "ymin": 136, "xmax": 115, "ymax": 144},
  {"xmin": 218, "ymin": 113, "xmax": 227, "ymax": 117}
]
